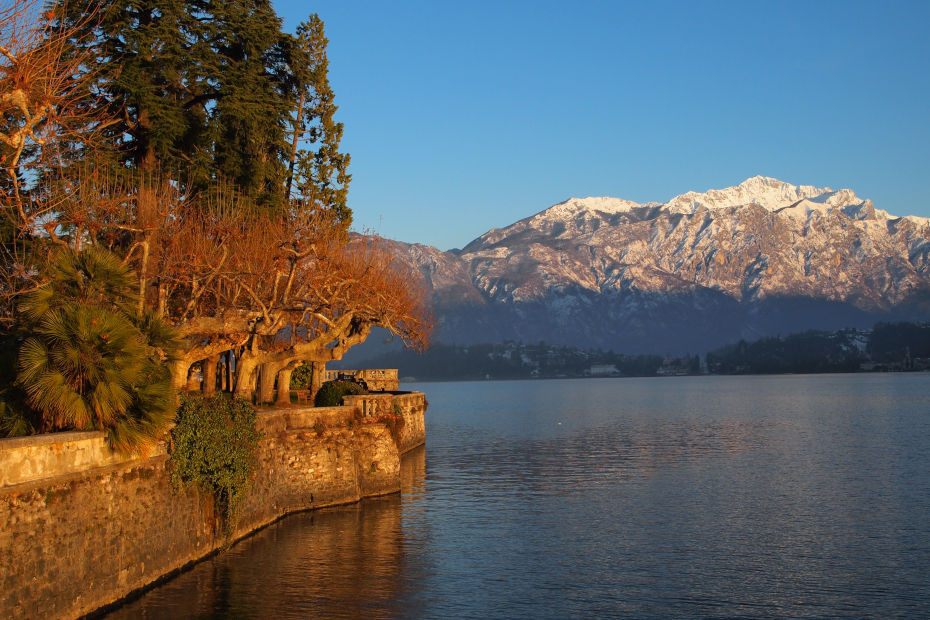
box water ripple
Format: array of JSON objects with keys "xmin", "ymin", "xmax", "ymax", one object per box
[{"xmin": 108, "ymin": 374, "xmax": 930, "ymax": 618}]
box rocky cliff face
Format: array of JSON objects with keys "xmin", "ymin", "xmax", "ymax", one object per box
[{"xmin": 389, "ymin": 177, "xmax": 930, "ymax": 353}]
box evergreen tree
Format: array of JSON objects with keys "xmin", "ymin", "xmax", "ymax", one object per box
[
  {"xmin": 206, "ymin": 0, "xmax": 291, "ymax": 207},
  {"xmin": 284, "ymin": 15, "xmax": 351, "ymax": 226},
  {"xmin": 54, "ymin": 2, "xmax": 209, "ymax": 176},
  {"xmin": 51, "ymin": 2, "xmax": 350, "ymax": 217}
]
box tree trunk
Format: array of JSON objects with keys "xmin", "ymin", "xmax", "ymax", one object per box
[
  {"xmin": 202, "ymin": 354, "xmax": 220, "ymax": 396},
  {"xmin": 285, "ymin": 90, "xmax": 305, "ymax": 202},
  {"xmin": 170, "ymin": 360, "xmax": 190, "ymax": 394},
  {"xmin": 275, "ymin": 367, "xmax": 294, "ymax": 407},
  {"xmin": 224, "ymin": 350, "xmax": 233, "ymax": 392},
  {"xmin": 258, "ymin": 362, "xmax": 278, "ymax": 405},
  {"xmin": 135, "ymin": 111, "xmax": 158, "ymax": 314},
  {"xmin": 186, "ymin": 362, "xmax": 201, "ymax": 392},
  {"xmin": 234, "ymin": 356, "xmax": 258, "ymax": 399},
  {"xmin": 308, "ymin": 361, "xmax": 326, "ymax": 402},
  {"xmin": 137, "ymin": 240, "xmax": 150, "ymax": 317}
]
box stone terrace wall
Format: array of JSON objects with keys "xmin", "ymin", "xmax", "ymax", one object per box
[
  {"xmin": 0, "ymin": 392, "xmax": 426, "ymax": 619},
  {"xmin": 0, "ymin": 431, "xmax": 156, "ymax": 488}
]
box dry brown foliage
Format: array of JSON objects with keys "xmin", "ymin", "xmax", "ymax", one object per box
[
  {"xmin": 0, "ymin": 0, "xmax": 105, "ymax": 321},
  {"xmin": 149, "ymin": 188, "xmax": 432, "ymax": 392},
  {"xmin": 0, "ymin": 2, "xmax": 432, "ymax": 396}
]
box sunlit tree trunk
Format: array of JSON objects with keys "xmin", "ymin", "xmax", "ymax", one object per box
[
  {"xmin": 202, "ymin": 354, "xmax": 220, "ymax": 396},
  {"xmin": 234, "ymin": 356, "xmax": 258, "ymax": 399},
  {"xmin": 275, "ymin": 366, "xmax": 294, "ymax": 407},
  {"xmin": 170, "ymin": 360, "xmax": 189, "ymax": 394},
  {"xmin": 309, "ymin": 361, "xmax": 326, "ymax": 402},
  {"xmin": 258, "ymin": 362, "xmax": 278, "ymax": 404}
]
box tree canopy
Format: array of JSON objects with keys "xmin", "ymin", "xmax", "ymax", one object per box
[
  {"xmin": 51, "ymin": 0, "xmax": 350, "ymax": 218},
  {"xmin": 0, "ymin": 0, "xmax": 431, "ymax": 446}
]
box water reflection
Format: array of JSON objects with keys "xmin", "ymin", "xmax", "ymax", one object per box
[
  {"xmin": 107, "ymin": 374, "xmax": 930, "ymax": 618},
  {"xmin": 109, "ymin": 448, "xmax": 426, "ymax": 619}
]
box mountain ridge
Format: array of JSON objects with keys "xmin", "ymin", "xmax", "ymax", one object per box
[{"xmin": 382, "ymin": 177, "xmax": 930, "ymax": 354}]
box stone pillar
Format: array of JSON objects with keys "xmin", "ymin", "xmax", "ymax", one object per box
[
  {"xmin": 275, "ymin": 367, "xmax": 294, "ymax": 407},
  {"xmin": 202, "ymin": 354, "xmax": 220, "ymax": 396}
]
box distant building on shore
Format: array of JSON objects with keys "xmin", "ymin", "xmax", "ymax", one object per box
[{"xmin": 589, "ymin": 364, "xmax": 619, "ymax": 376}]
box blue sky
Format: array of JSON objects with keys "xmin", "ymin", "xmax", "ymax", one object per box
[{"xmin": 272, "ymin": 0, "xmax": 930, "ymax": 250}]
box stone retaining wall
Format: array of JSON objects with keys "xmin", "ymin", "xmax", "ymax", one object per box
[
  {"xmin": 343, "ymin": 391, "xmax": 428, "ymax": 454},
  {"xmin": 0, "ymin": 391, "xmax": 426, "ymax": 619},
  {"xmin": 0, "ymin": 431, "xmax": 158, "ymax": 488}
]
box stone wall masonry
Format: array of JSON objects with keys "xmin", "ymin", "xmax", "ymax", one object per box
[
  {"xmin": 345, "ymin": 392, "xmax": 428, "ymax": 454},
  {"xmin": 394, "ymin": 392, "xmax": 428, "ymax": 454},
  {"xmin": 0, "ymin": 432, "xmax": 160, "ymax": 488},
  {"xmin": 0, "ymin": 391, "xmax": 426, "ymax": 619}
]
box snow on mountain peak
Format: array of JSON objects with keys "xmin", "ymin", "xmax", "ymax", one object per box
[
  {"xmin": 391, "ymin": 174, "xmax": 930, "ymax": 354},
  {"xmin": 504, "ymin": 177, "xmax": 914, "ymax": 240},
  {"xmin": 664, "ymin": 176, "xmax": 838, "ymax": 215},
  {"xmin": 535, "ymin": 196, "xmax": 642, "ymax": 223}
]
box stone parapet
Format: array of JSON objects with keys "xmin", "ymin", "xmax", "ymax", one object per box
[
  {"xmin": 343, "ymin": 391, "xmax": 426, "ymax": 454},
  {"xmin": 0, "ymin": 431, "xmax": 163, "ymax": 489},
  {"xmin": 257, "ymin": 405, "xmax": 356, "ymax": 434}
]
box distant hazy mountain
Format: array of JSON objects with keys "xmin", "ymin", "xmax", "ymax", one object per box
[{"xmin": 385, "ymin": 176, "xmax": 930, "ymax": 354}]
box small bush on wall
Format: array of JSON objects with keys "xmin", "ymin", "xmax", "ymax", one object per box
[
  {"xmin": 169, "ymin": 394, "xmax": 262, "ymax": 536},
  {"xmin": 314, "ymin": 380, "xmax": 367, "ymax": 407}
]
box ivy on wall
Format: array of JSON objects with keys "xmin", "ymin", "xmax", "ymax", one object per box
[{"xmin": 168, "ymin": 394, "xmax": 262, "ymax": 536}]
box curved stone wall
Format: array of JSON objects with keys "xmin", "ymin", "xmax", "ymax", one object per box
[{"xmin": 0, "ymin": 392, "xmax": 426, "ymax": 619}]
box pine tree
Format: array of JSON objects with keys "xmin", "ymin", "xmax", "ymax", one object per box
[
  {"xmin": 284, "ymin": 15, "xmax": 351, "ymax": 226},
  {"xmin": 52, "ymin": 1, "xmax": 295, "ymax": 208}
]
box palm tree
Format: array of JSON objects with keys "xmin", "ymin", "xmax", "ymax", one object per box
[{"xmin": 16, "ymin": 246, "xmax": 180, "ymax": 453}]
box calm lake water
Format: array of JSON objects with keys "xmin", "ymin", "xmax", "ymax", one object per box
[{"xmin": 107, "ymin": 374, "xmax": 930, "ymax": 618}]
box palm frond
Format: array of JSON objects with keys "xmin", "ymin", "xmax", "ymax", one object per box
[{"xmin": 16, "ymin": 246, "xmax": 181, "ymax": 452}]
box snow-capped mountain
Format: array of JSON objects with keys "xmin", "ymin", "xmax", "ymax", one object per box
[{"xmin": 389, "ymin": 177, "xmax": 930, "ymax": 353}]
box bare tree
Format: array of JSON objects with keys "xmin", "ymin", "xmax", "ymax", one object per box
[
  {"xmin": 0, "ymin": 0, "xmax": 105, "ymax": 325},
  {"xmin": 152, "ymin": 196, "xmax": 431, "ymax": 398},
  {"xmin": 1, "ymin": 3, "xmax": 432, "ymax": 405}
]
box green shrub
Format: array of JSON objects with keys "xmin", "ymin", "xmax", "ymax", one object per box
[
  {"xmin": 314, "ymin": 379, "xmax": 367, "ymax": 407},
  {"xmin": 289, "ymin": 362, "xmax": 313, "ymax": 389},
  {"xmin": 169, "ymin": 393, "xmax": 262, "ymax": 536}
]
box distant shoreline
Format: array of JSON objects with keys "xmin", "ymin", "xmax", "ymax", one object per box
[{"xmin": 401, "ymin": 368, "xmax": 930, "ymax": 384}]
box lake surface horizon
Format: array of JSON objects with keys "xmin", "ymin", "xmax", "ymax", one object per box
[{"xmin": 108, "ymin": 374, "xmax": 930, "ymax": 618}]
